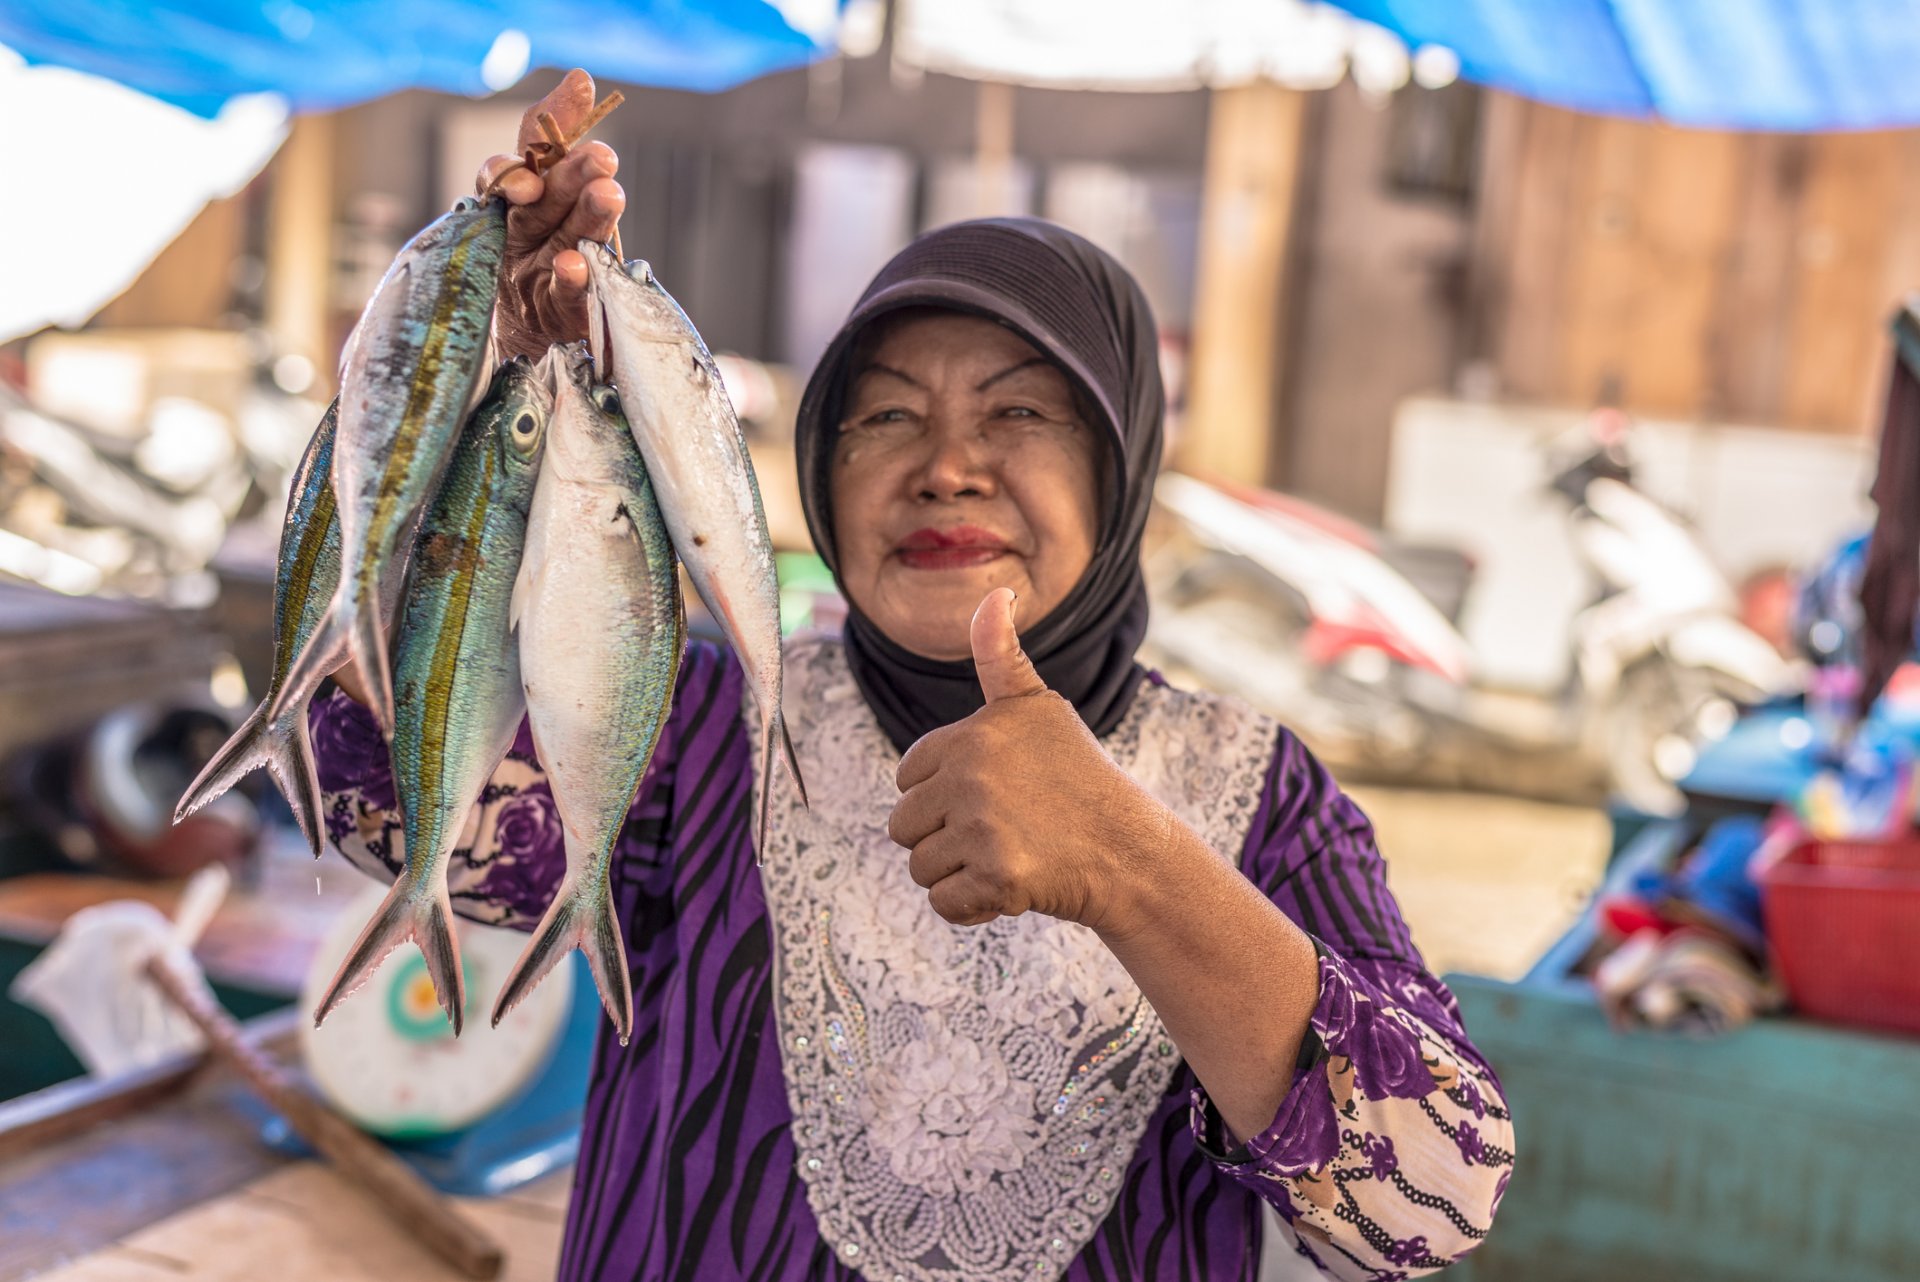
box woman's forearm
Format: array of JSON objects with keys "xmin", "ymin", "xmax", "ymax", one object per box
[{"xmin": 1092, "ymin": 822, "xmax": 1322, "ymax": 1145}]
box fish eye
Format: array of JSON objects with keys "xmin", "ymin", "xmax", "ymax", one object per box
[
  {"xmin": 513, "ymin": 412, "xmax": 538, "ymax": 439},
  {"xmin": 593, "ymin": 386, "xmax": 621, "ymax": 414},
  {"xmin": 453, "ymin": 196, "xmax": 477, "ymax": 212}
]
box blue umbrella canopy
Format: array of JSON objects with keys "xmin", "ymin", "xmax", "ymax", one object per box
[
  {"xmin": 1326, "ymin": 0, "xmax": 1920, "ymax": 130},
  {"xmin": 0, "ymin": 0, "xmax": 832, "ymax": 118}
]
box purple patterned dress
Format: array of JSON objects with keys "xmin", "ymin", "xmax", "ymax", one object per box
[{"xmin": 311, "ymin": 638, "xmax": 1511, "ymax": 1280}]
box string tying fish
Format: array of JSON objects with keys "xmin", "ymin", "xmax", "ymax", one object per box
[{"xmin": 481, "ymin": 91, "xmax": 626, "ymax": 199}]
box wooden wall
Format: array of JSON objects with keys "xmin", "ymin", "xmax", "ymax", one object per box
[{"xmin": 1469, "ymin": 94, "xmax": 1920, "ymax": 434}]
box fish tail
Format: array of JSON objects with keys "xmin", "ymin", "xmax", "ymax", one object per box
[
  {"xmin": 756, "ymin": 719, "xmax": 775, "ymax": 867},
  {"xmin": 176, "ymin": 698, "xmax": 326, "ymax": 856},
  {"xmin": 492, "ymin": 876, "xmax": 633, "ymax": 1045},
  {"xmin": 174, "ymin": 702, "xmax": 270, "ymax": 828},
  {"xmin": 777, "ymin": 709, "xmax": 807, "ymax": 808},
  {"xmin": 314, "ymin": 871, "xmax": 466, "ymax": 1035},
  {"xmin": 277, "ymin": 711, "xmax": 325, "ymax": 858},
  {"xmin": 349, "ymin": 571, "xmax": 398, "ymax": 737}
]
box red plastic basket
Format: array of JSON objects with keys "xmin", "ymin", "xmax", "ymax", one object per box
[{"xmin": 1757, "ymin": 836, "xmax": 1920, "ymax": 1036}]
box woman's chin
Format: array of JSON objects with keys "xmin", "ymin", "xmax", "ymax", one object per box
[{"xmin": 862, "ymin": 577, "xmax": 1012, "ymax": 659}]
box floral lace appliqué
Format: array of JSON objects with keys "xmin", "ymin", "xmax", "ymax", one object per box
[{"xmin": 756, "ymin": 638, "xmax": 1275, "ymax": 1282}]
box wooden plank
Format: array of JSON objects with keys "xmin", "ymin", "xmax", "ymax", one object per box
[
  {"xmin": 1558, "ymin": 120, "xmax": 1741, "ymax": 416},
  {"xmin": 30, "ymin": 1163, "xmax": 570, "ymax": 1282},
  {"xmin": 0, "ymin": 1052, "xmax": 209, "ymax": 1166},
  {"xmin": 266, "ymin": 114, "xmax": 337, "ymax": 396},
  {"xmin": 1779, "ymin": 130, "xmax": 1902, "ymax": 432},
  {"xmin": 1555, "ymin": 114, "xmax": 1647, "ymax": 407},
  {"xmin": 0, "ymin": 1072, "xmax": 293, "ymax": 1281},
  {"xmin": 1488, "ymin": 100, "xmax": 1581, "ymax": 403},
  {"xmin": 0, "ymin": 1012, "xmax": 302, "ymax": 1167},
  {"xmin": 1708, "ymin": 132, "xmax": 1808, "ymax": 422},
  {"xmin": 0, "ymin": 862, "xmax": 355, "ymax": 998},
  {"xmin": 1182, "ymin": 80, "xmax": 1307, "ymax": 485},
  {"xmin": 1461, "ymin": 91, "xmax": 1527, "ymax": 375}
]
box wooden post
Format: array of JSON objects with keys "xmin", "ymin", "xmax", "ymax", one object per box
[
  {"xmin": 265, "ymin": 113, "xmax": 336, "ymax": 390},
  {"xmin": 974, "ymin": 79, "xmax": 1016, "ymax": 218},
  {"xmin": 1181, "ymin": 81, "xmax": 1307, "ymax": 484}
]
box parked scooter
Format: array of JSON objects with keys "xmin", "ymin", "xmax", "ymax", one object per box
[{"xmin": 1145, "ymin": 413, "xmax": 1789, "ymax": 811}]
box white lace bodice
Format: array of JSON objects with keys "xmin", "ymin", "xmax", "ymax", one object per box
[{"xmin": 754, "ymin": 636, "xmax": 1276, "ymax": 1282}]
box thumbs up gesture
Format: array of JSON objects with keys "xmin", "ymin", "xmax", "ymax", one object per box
[{"xmin": 889, "ymin": 587, "xmax": 1175, "ymax": 934}]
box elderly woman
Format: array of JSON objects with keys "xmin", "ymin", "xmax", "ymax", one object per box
[{"xmin": 315, "ymin": 72, "xmax": 1510, "ymax": 1282}]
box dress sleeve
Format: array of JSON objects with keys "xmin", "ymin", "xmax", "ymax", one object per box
[
  {"xmin": 304, "ymin": 641, "xmax": 719, "ymax": 931},
  {"xmin": 1189, "ymin": 728, "xmax": 1514, "ymax": 1280}
]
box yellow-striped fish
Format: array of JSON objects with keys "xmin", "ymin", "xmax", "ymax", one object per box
[
  {"xmin": 313, "ymin": 355, "xmax": 553, "ymax": 1033},
  {"xmin": 273, "ymin": 195, "xmax": 508, "ymax": 741}
]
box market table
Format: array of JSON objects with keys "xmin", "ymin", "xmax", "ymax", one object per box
[
  {"xmin": 26, "ymin": 1161, "xmax": 569, "ymax": 1282},
  {"xmin": 0, "ymin": 1005, "xmax": 570, "ymax": 1282},
  {"xmin": 1446, "ymin": 720, "xmax": 1920, "ymax": 1281}
]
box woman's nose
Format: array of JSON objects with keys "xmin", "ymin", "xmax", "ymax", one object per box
[{"xmin": 912, "ymin": 423, "xmax": 994, "ymax": 502}]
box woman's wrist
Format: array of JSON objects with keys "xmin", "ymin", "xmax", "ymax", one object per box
[{"xmin": 1081, "ymin": 798, "xmax": 1209, "ymax": 945}]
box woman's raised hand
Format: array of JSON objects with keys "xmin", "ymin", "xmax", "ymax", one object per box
[
  {"xmin": 474, "ymin": 68, "xmax": 626, "ymax": 363},
  {"xmin": 888, "ymin": 588, "xmax": 1176, "ymax": 938}
]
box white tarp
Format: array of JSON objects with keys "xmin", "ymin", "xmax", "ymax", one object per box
[
  {"xmin": 892, "ymin": 0, "xmax": 1412, "ymax": 93},
  {"xmin": 0, "ymin": 44, "xmax": 287, "ymax": 345}
]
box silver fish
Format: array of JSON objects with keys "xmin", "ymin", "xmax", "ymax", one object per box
[
  {"xmin": 273, "ymin": 195, "xmax": 509, "ymax": 740},
  {"xmin": 580, "ymin": 240, "xmax": 802, "ymax": 859},
  {"xmin": 492, "ymin": 345, "xmax": 683, "ymax": 1044},
  {"xmin": 313, "ymin": 356, "xmax": 554, "ymax": 1033},
  {"xmin": 174, "ymin": 400, "xmax": 341, "ymax": 853}
]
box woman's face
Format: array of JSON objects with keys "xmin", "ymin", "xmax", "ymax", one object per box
[{"xmin": 831, "ymin": 311, "xmax": 1102, "ymax": 661}]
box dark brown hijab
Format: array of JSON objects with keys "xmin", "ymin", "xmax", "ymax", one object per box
[{"xmin": 795, "ymin": 217, "xmax": 1164, "ymax": 754}]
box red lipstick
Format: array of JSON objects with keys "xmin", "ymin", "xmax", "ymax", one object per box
[{"xmin": 895, "ymin": 525, "xmax": 1009, "ymax": 570}]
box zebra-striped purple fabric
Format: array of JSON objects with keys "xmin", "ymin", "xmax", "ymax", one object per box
[{"xmin": 310, "ymin": 641, "xmax": 1511, "ymax": 1280}]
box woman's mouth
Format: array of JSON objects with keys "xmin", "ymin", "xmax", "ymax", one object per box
[{"xmin": 894, "ymin": 526, "xmax": 1010, "ymax": 570}]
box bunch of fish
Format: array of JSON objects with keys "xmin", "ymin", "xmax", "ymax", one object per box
[{"xmin": 175, "ymin": 195, "xmax": 804, "ymax": 1043}]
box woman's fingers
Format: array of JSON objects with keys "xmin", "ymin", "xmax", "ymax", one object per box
[
  {"xmin": 927, "ymin": 871, "xmax": 1001, "ymax": 927},
  {"xmin": 516, "ymin": 68, "xmax": 596, "ymax": 155},
  {"xmin": 485, "ymin": 69, "xmax": 620, "ymax": 361},
  {"xmin": 888, "ymin": 784, "xmax": 946, "ymax": 853},
  {"xmin": 907, "ymin": 831, "xmax": 969, "ymax": 894},
  {"xmin": 476, "ymin": 153, "xmax": 543, "ymax": 204},
  {"xmin": 896, "ymin": 723, "xmax": 960, "ymax": 792},
  {"xmin": 505, "ymin": 142, "xmax": 618, "ymax": 253}
]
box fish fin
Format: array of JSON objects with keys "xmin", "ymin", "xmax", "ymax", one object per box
[
  {"xmin": 173, "ymin": 702, "xmax": 273, "ymax": 827},
  {"xmin": 313, "ymin": 872, "xmax": 466, "ymax": 1034},
  {"xmin": 179, "ymin": 696, "xmax": 326, "ymax": 856},
  {"xmin": 778, "ymin": 709, "xmax": 808, "ymax": 810},
  {"xmin": 349, "ymin": 574, "xmax": 397, "ymax": 737},
  {"xmin": 464, "ymin": 328, "xmax": 499, "ymax": 420},
  {"xmin": 587, "ymin": 286, "xmax": 609, "ymax": 382},
  {"xmin": 267, "ymin": 595, "xmax": 348, "ymax": 727},
  {"xmin": 492, "ymin": 876, "xmax": 634, "ymax": 1045},
  {"xmin": 509, "ymin": 505, "xmax": 548, "ymax": 634},
  {"xmin": 275, "ymin": 709, "xmax": 325, "ymax": 858},
  {"xmin": 756, "ymin": 717, "xmax": 776, "ymax": 867}
]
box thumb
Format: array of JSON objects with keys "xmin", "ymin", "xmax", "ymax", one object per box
[{"xmin": 971, "ymin": 588, "xmax": 1048, "ymax": 702}]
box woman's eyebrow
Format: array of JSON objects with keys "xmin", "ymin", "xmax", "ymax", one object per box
[
  {"xmin": 975, "ymin": 357, "xmax": 1051, "ymax": 391},
  {"xmin": 854, "ymin": 361, "xmax": 923, "ymax": 389}
]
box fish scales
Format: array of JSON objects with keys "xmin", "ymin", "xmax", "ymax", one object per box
[
  {"xmin": 313, "ymin": 356, "xmax": 555, "ymax": 1033},
  {"xmin": 580, "ymin": 241, "xmax": 802, "ymax": 860},
  {"xmin": 493, "ymin": 345, "xmax": 683, "ymax": 1044},
  {"xmin": 174, "ymin": 400, "xmax": 343, "ymax": 852},
  {"xmin": 271, "ymin": 196, "xmax": 508, "ymax": 739}
]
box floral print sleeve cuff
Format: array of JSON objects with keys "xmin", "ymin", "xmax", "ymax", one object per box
[
  {"xmin": 307, "ymin": 686, "xmax": 567, "ymax": 929},
  {"xmin": 1188, "ymin": 948, "xmax": 1514, "ymax": 1281}
]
